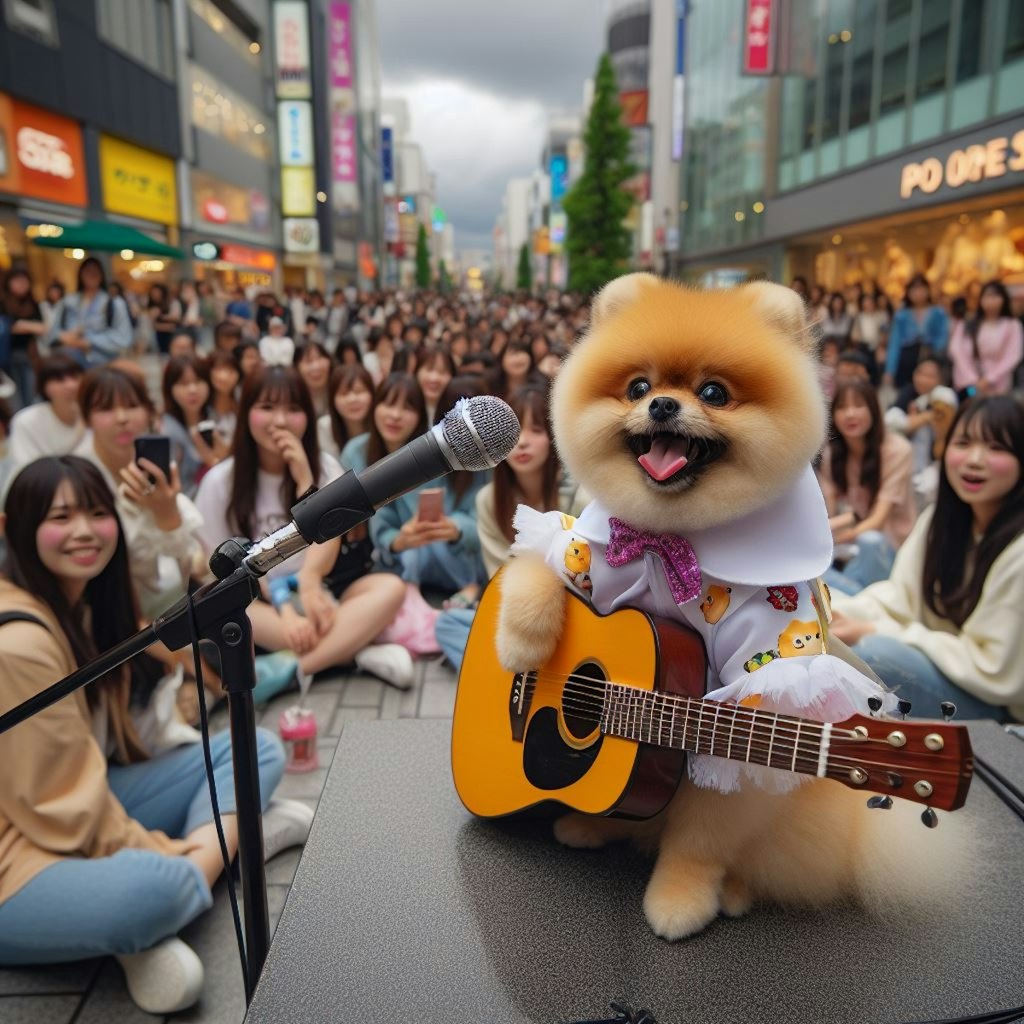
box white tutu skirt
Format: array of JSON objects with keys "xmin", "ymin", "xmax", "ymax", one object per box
[{"xmin": 688, "ymin": 654, "xmax": 899, "ymax": 794}]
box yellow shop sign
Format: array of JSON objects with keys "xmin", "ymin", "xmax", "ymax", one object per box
[{"xmin": 100, "ymin": 135, "xmax": 178, "ymax": 225}]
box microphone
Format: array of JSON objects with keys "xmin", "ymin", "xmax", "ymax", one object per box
[{"xmin": 243, "ymin": 396, "xmax": 521, "ymax": 576}]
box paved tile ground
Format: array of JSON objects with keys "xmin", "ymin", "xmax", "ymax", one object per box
[{"xmin": 0, "ymin": 655, "xmax": 459, "ymax": 1023}]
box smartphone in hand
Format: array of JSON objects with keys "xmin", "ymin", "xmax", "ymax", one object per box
[
  {"xmin": 134, "ymin": 434, "xmax": 172, "ymax": 485},
  {"xmin": 417, "ymin": 487, "xmax": 443, "ymax": 523},
  {"xmin": 196, "ymin": 419, "xmax": 216, "ymax": 447}
]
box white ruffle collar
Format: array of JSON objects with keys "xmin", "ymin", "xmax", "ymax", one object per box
[{"xmin": 572, "ymin": 465, "xmax": 833, "ymax": 586}]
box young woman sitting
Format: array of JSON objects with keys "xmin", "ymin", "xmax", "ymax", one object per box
[
  {"xmin": 74, "ymin": 367, "xmax": 205, "ymax": 621},
  {"xmin": 160, "ymin": 355, "xmax": 223, "ymax": 497},
  {"xmin": 194, "ymin": 366, "xmax": 412, "ymax": 690},
  {"xmin": 830, "ymin": 396, "xmax": 1024, "ymax": 722},
  {"xmin": 817, "ymin": 379, "xmax": 915, "ymax": 595},
  {"xmin": 293, "ymin": 340, "xmax": 334, "ymax": 418},
  {"xmin": 8, "ymin": 352, "xmax": 85, "ymax": 467},
  {"xmin": 318, "ymin": 363, "xmax": 375, "ymax": 461},
  {"xmin": 0, "ymin": 456, "xmax": 310, "ymax": 1014}
]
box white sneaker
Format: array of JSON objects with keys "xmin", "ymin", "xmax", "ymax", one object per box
[
  {"xmin": 262, "ymin": 797, "xmax": 314, "ymax": 861},
  {"xmin": 354, "ymin": 642, "xmax": 414, "ymax": 690},
  {"xmin": 115, "ymin": 937, "xmax": 204, "ymax": 1014}
]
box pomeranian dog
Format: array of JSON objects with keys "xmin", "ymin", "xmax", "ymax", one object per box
[{"xmin": 496, "ymin": 274, "xmax": 968, "ymax": 941}]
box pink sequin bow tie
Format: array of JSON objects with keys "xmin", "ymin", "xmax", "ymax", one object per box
[{"xmin": 605, "ymin": 517, "xmax": 702, "ymax": 605}]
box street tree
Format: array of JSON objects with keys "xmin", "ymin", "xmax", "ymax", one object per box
[{"xmin": 415, "ymin": 224, "xmax": 431, "ymax": 289}]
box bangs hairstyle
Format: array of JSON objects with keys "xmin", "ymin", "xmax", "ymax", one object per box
[
  {"xmin": 3, "ymin": 456, "xmax": 148, "ymax": 762},
  {"xmin": 366, "ymin": 372, "xmax": 427, "ymax": 466},
  {"xmin": 828, "ymin": 379, "xmax": 884, "ymax": 504},
  {"xmin": 327, "ymin": 363, "xmax": 376, "ymax": 452},
  {"xmin": 162, "ymin": 354, "xmax": 212, "ymax": 428},
  {"xmin": 230, "ymin": 365, "xmax": 319, "ymax": 539},
  {"xmin": 493, "ymin": 385, "xmax": 560, "ymax": 543},
  {"xmin": 292, "ymin": 339, "xmax": 333, "ymax": 369},
  {"xmin": 416, "ymin": 345, "xmax": 457, "ymax": 382},
  {"xmin": 35, "ymin": 351, "xmax": 84, "ymax": 399},
  {"xmin": 924, "ymin": 396, "xmax": 1024, "ymax": 627},
  {"xmin": 79, "ymin": 365, "xmax": 155, "ymax": 420}
]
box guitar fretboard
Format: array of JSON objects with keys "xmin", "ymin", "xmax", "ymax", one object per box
[{"xmin": 600, "ymin": 682, "xmax": 834, "ymax": 780}]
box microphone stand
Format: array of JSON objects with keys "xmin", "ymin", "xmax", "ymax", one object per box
[{"xmin": 0, "ymin": 539, "xmax": 278, "ymax": 1001}]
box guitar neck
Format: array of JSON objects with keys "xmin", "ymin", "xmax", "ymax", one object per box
[{"xmin": 601, "ymin": 683, "xmax": 833, "ymax": 781}]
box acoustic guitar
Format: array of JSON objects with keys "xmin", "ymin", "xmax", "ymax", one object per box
[{"xmin": 451, "ymin": 570, "xmax": 973, "ymax": 821}]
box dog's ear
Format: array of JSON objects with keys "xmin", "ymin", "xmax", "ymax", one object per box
[
  {"xmin": 590, "ymin": 273, "xmax": 661, "ymax": 329},
  {"xmin": 739, "ymin": 281, "xmax": 813, "ymax": 352}
]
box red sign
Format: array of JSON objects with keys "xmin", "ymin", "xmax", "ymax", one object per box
[
  {"xmin": 220, "ymin": 243, "xmax": 277, "ymax": 271},
  {"xmin": 742, "ymin": 0, "xmax": 775, "ymax": 75},
  {"xmin": 619, "ymin": 91, "xmax": 649, "ymax": 128},
  {"xmin": 0, "ymin": 92, "xmax": 87, "ymax": 206},
  {"xmin": 202, "ymin": 198, "xmax": 229, "ymax": 223}
]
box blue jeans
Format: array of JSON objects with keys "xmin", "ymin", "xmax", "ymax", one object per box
[
  {"xmin": 824, "ymin": 530, "xmax": 896, "ymax": 596},
  {"xmin": 853, "ymin": 633, "xmax": 1009, "ymax": 722},
  {"xmin": 399, "ymin": 542, "xmax": 483, "ymax": 593},
  {"xmin": 0, "ymin": 728, "xmax": 285, "ymax": 964},
  {"xmin": 435, "ymin": 607, "xmax": 476, "ymax": 673}
]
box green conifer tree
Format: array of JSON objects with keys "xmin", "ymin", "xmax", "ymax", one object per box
[
  {"xmin": 415, "ymin": 223, "xmax": 431, "ymax": 289},
  {"xmin": 563, "ymin": 52, "xmax": 636, "ymax": 294},
  {"xmin": 516, "ymin": 242, "xmax": 532, "ymax": 291}
]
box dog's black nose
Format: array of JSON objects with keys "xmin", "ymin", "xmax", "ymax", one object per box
[{"xmin": 648, "ymin": 396, "xmax": 680, "ymax": 422}]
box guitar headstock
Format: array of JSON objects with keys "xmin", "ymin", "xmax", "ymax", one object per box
[{"xmin": 830, "ymin": 714, "xmax": 974, "ymax": 813}]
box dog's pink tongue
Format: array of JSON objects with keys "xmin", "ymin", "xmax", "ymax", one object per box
[{"xmin": 638, "ymin": 436, "xmax": 688, "ymax": 482}]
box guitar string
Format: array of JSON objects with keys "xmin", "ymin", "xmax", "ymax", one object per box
[
  {"xmin": 513, "ymin": 677, "xmax": 963, "ymax": 779},
  {"xmin": 521, "ymin": 669, "xmax": 916, "ymax": 749}
]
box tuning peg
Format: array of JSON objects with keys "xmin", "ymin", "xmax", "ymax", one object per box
[
  {"xmin": 939, "ymin": 701, "xmax": 957, "ymax": 722},
  {"xmin": 921, "ymin": 807, "xmax": 939, "ymax": 829},
  {"xmin": 897, "ymin": 698, "xmax": 912, "ymax": 720},
  {"xmin": 867, "ymin": 795, "xmax": 893, "ymax": 810},
  {"xmin": 867, "ymin": 696, "xmax": 883, "ymax": 716}
]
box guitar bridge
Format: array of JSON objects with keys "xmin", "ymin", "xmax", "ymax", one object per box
[{"xmin": 508, "ymin": 671, "xmax": 535, "ymax": 742}]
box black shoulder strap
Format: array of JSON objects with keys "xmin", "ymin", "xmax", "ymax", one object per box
[{"xmin": 0, "ymin": 611, "xmax": 48, "ymax": 631}]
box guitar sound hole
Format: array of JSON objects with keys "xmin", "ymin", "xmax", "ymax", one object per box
[
  {"xmin": 563, "ymin": 660, "xmax": 606, "ymax": 740},
  {"xmin": 523, "ymin": 708, "xmax": 603, "ymax": 791}
]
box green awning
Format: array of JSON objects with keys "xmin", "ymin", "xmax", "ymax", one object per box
[{"xmin": 31, "ymin": 220, "xmax": 183, "ymax": 259}]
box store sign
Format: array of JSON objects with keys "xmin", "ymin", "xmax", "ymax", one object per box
[
  {"xmin": 619, "ymin": 90, "xmax": 649, "ymax": 128},
  {"xmin": 549, "ymin": 209, "xmax": 567, "ymax": 254},
  {"xmin": 0, "ymin": 93, "xmax": 87, "ymax": 206},
  {"xmin": 328, "ymin": 1, "xmax": 359, "ymax": 214},
  {"xmin": 202, "ymin": 198, "xmax": 229, "ymax": 223},
  {"xmin": 900, "ymin": 130, "xmax": 1024, "ymax": 199},
  {"xmin": 549, "ymin": 154, "xmax": 568, "ymax": 202},
  {"xmin": 192, "ymin": 241, "xmax": 221, "ymax": 261},
  {"xmin": 742, "ymin": 0, "xmax": 775, "ymax": 75},
  {"xmin": 281, "ymin": 166, "xmax": 316, "ymax": 216},
  {"xmin": 220, "ymin": 243, "xmax": 276, "ymax": 271},
  {"xmin": 278, "ymin": 100, "xmax": 313, "ymax": 166},
  {"xmin": 273, "ymin": 1, "xmax": 311, "ymax": 99},
  {"xmin": 99, "ymin": 135, "xmax": 177, "ymax": 225},
  {"xmin": 284, "ymin": 217, "xmax": 320, "ymax": 253}
]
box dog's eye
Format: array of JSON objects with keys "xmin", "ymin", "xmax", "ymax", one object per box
[
  {"xmin": 627, "ymin": 378, "xmax": 651, "ymax": 401},
  {"xmin": 697, "ymin": 381, "xmax": 729, "ymax": 407}
]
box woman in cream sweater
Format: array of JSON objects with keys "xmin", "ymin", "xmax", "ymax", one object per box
[
  {"xmin": 0, "ymin": 458, "xmax": 309, "ymax": 1014},
  {"xmin": 831, "ymin": 396, "xmax": 1024, "ymax": 721}
]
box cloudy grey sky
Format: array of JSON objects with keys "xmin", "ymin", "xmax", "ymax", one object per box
[{"xmin": 376, "ymin": 0, "xmax": 606, "ymax": 255}]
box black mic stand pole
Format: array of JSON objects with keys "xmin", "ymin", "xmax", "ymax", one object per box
[{"xmin": 0, "ymin": 540, "xmax": 274, "ymax": 1000}]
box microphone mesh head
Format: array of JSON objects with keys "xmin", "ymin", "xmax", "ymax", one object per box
[{"xmin": 440, "ymin": 396, "xmax": 521, "ymax": 471}]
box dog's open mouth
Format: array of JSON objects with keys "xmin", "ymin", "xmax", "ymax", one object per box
[{"xmin": 626, "ymin": 432, "xmax": 727, "ymax": 485}]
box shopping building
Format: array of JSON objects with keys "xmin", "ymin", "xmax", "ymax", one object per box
[
  {"xmin": 678, "ymin": 0, "xmax": 1024, "ymax": 304},
  {"xmin": 0, "ymin": 0, "xmax": 183, "ymax": 291}
]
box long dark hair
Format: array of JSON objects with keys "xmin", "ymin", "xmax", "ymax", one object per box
[
  {"xmin": 828, "ymin": 379, "xmax": 884, "ymax": 504},
  {"xmin": 229, "ymin": 366, "xmax": 319, "ymax": 539},
  {"xmin": 77, "ymin": 257, "xmax": 107, "ymax": 293},
  {"xmin": 978, "ymin": 279, "xmax": 1012, "ymax": 320},
  {"xmin": 495, "ymin": 338, "xmax": 537, "ymax": 399},
  {"xmin": 903, "ymin": 272, "xmax": 931, "ymax": 309},
  {"xmin": 3, "ymin": 457, "xmax": 148, "ymax": 761},
  {"xmin": 493, "ymin": 385, "xmax": 561, "ymax": 543},
  {"xmin": 162, "ymin": 354, "xmax": 212, "ymax": 428},
  {"xmin": 923, "ymin": 396, "xmax": 1024, "ymax": 626},
  {"xmin": 365, "ymin": 372, "xmax": 426, "ymax": 466},
  {"xmin": 327, "ymin": 363, "xmax": 375, "ymax": 452},
  {"xmin": 1, "ymin": 267, "xmax": 40, "ymax": 320}
]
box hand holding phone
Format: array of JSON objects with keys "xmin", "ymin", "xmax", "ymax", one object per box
[{"xmin": 134, "ymin": 435, "xmax": 172, "ymax": 485}]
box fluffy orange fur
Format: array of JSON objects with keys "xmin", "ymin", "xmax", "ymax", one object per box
[{"xmin": 499, "ymin": 275, "xmax": 971, "ymax": 940}]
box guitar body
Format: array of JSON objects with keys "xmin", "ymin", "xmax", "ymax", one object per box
[{"xmin": 452, "ymin": 570, "xmax": 708, "ymax": 819}]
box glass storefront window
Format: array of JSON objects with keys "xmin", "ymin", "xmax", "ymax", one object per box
[
  {"xmin": 956, "ymin": 0, "xmax": 989, "ymax": 82},
  {"xmin": 190, "ymin": 65, "xmax": 270, "ymax": 161},
  {"xmin": 915, "ymin": 0, "xmax": 952, "ymax": 101}
]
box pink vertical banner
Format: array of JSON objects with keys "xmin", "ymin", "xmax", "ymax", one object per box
[
  {"xmin": 329, "ymin": 2, "xmax": 352, "ymax": 89},
  {"xmin": 331, "ymin": 109, "xmax": 357, "ymax": 184}
]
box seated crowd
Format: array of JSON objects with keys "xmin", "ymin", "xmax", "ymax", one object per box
[{"xmin": 0, "ymin": 273, "xmax": 1021, "ymax": 1012}]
